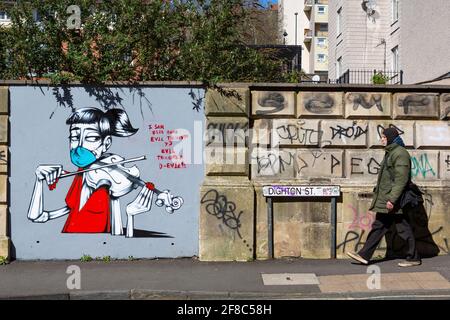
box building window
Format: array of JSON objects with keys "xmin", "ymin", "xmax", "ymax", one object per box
[
  {"xmin": 317, "ymin": 37, "xmax": 326, "ymax": 48},
  {"xmin": 391, "ymin": 0, "xmax": 399, "ymax": 23},
  {"xmin": 336, "ymin": 57, "xmax": 342, "ymax": 78},
  {"xmin": 318, "ymin": 6, "xmax": 326, "ymax": 15},
  {"xmin": 316, "ymin": 23, "xmax": 328, "ymax": 37},
  {"xmin": 317, "ymin": 54, "xmax": 326, "ymax": 63},
  {"xmin": 319, "ymin": 23, "xmax": 328, "ymax": 31},
  {"xmin": 0, "ymin": 11, "xmax": 10, "ymax": 21},
  {"xmin": 392, "ymin": 46, "xmax": 399, "ymax": 71},
  {"xmin": 337, "ymin": 7, "xmax": 342, "ymax": 36}
]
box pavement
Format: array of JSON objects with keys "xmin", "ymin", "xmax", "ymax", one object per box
[{"xmin": 1, "ymin": 255, "xmax": 450, "ymax": 300}]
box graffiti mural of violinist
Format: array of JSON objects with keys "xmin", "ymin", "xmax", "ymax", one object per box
[{"xmin": 27, "ymin": 107, "xmax": 183, "ymax": 238}]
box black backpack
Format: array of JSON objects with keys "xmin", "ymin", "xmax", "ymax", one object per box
[{"xmin": 397, "ymin": 181, "xmax": 424, "ymax": 209}]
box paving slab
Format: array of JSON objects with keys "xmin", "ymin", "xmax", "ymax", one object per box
[{"xmin": 261, "ymin": 273, "xmax": 319, "ymax": 285}]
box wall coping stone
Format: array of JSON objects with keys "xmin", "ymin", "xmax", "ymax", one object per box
[{"xmin": 0, "ymin": 81, "xmax": 449, "ymax": 93}]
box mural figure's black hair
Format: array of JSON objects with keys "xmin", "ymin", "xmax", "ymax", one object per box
[{"xmin": 66, "ymin": 108, "xmax": 138, "ymax": 138}]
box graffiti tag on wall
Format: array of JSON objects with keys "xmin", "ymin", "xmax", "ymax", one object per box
[
  {"xmin": 411, "ymin": 153, "xmax": 437, "ymax": 179},
  {"xmin": 201, "ymin": 189, "xmax": 252, "ymax": 252}
]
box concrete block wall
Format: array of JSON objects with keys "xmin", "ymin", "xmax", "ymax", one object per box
[
  {"xmin": 201, "ymin": 86, "xmax": 450, "ymax": 261},
  {"xmin": 8, "ymin": 84, "xmax": 206, "ymax": 260},
  {"xmin": 0, "ymin": 87, "xmax": 8, "ymax": 259}
]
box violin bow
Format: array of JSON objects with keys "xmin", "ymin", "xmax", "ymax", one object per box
[
  {"xmin": 60, "ymin": 155, "xmax": 147, "ymax": 179},
  {"xmin": 48, "ymin": 155, "xmax": 150, "ymax": 191}
]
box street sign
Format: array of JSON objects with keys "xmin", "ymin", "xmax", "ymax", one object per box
[{"xmin": 263, "ymin": 185, "xmax": 340, "ymax": 197}]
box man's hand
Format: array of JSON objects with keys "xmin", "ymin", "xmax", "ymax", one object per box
[{"xmin": 386, "ymin": 201, "xmax": 394, "ymax": 212}]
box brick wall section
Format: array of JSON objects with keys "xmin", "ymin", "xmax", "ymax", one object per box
[
  {"xmin": 202, "ymin": 86, "xmax": 450, "ymax": 261},
  {"xmin": 0, "ymin": 87, "xmax": 8, "ymax": 259}
]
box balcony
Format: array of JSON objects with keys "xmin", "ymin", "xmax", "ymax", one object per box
[
  {"xmin": 304, "ymin": 29, "xmax": 312, "ymax": 43},
  {"xmin": 304, "ymin": 0, "xmax": 313, "ymax": 11}
]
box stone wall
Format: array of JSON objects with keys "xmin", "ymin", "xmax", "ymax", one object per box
[
  {"xmin": 200, "ymin": 88, "xmax": 254, "ymax": 261},
  {"xmin": 200, "ymin": 86, "xmax": 450, "ymax": 261},
  {"xmin": 1, "ymin": 83, "xmax": 450, "ymax": 261}
]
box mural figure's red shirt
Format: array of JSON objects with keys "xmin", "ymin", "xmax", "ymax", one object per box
[{"xmin": 62, "ymin": 173, "xmax": 111, "ymax": 233}]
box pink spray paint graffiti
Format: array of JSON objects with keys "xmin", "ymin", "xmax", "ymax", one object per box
[
  {"xmin": 336, "ymin": 205, "xmax": 375, "ymax": 253},
  {"xmin": 347, "ymin": 204, "xmax": 375, "ymax": 232}
]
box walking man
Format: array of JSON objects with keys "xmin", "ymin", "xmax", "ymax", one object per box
[{"xmin": 347, "ymin": 127, "xmax": 421, "ymax": 267}]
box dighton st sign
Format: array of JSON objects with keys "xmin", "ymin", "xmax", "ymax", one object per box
[{"xmin": 262, "ymin": 185, "xmax": 340, "ymax": 197}]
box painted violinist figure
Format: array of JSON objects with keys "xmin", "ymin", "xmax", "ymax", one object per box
[{"xmin": 28, "ymin": 107, "xmax": 183, "ymax": 238}]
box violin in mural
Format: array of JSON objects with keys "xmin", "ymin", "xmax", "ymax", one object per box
[{"xmin": 27, "ymin": 107, "xmax": 183, "ymax": 238}]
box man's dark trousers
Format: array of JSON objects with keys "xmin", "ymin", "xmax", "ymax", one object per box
[{"xmin": 358, "ymin": 212, "xmax": 420, "ymax": 261}]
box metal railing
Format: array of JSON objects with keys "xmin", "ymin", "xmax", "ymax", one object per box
[
  {"xmin": 248, "ymin": 44, "xmax": 302, "ymax": 76},
  {"xmin": 329, "ymin": 69, "xmax": 403, "ymax": 85}
]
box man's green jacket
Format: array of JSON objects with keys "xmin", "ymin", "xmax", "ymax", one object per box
[{"xmin": 369, "ymin": 143, "xmax": 411, "ymax": 214}]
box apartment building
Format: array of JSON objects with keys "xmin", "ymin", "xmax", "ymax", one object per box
[
  {"xmin": 279, "ymin": 0, "xmax": 329, "ymax": 76},
  {"xmin": 328, "ymin": 0, "xmax": 450, "ymax": 84}
]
